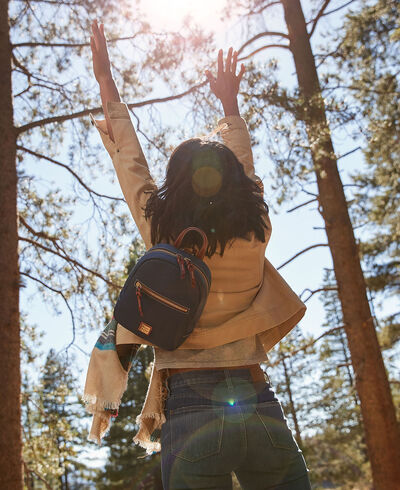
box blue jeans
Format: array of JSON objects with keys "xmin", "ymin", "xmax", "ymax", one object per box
[{"xmin": 161, "ymin": 368, "xmax": 311, "ymax": 489}]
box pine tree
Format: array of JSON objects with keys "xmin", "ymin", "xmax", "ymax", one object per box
[
  {"xmin": 305, "ymin": 271, "xmax": 370, "ymax": 487},
  {"xmin": 336, "ymin": 0, "xmax": 400, "ymax": 350},
  {"xmin": 22, "ymin": 348, "xmax": 96, "ymax": 489}
]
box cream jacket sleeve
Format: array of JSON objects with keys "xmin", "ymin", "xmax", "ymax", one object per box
[
  {"xmin": 217, "ymin": 115, "xmax": 264, "ymax": 192},
  {"xmin": 90, "ymin": 101, "xmax": 157, "ymax": 249}
]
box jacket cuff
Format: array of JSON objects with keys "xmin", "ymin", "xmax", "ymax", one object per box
[{"xmin": 217, "ymin": 115, "xmax": 247, "ymax": 131}]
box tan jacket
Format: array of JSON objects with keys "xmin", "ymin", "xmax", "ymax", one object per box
[{"xmin": 92, "ymin": 101, "xmax": 306, "ymax": 353}]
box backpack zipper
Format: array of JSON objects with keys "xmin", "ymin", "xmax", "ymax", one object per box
[
  {"xmin": 135, "ymin": 280, "xmax": 190, "ymax": 314},
  {"xmin": 151, "ymin": 248, "xmax": 210, "ymax": 289}
]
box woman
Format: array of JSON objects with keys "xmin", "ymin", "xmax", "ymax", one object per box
[{"xmin": 88, "ymin": 20, "xmax": 311, "ymax": 489}]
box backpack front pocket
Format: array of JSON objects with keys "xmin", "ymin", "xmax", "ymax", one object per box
[{"xmin": 135, "ymin": 280, "xmax": 190, "ymax": 315}]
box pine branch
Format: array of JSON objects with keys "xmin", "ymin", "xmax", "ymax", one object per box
[
  {"xmin": 309, "ymin": 1, "xmax": 357, "ymax": 38},
  {"xmin": 277, "ymin": 243, "xmax": 329, "ymax": 270},
  {"xmin": 12, "ymin": 34, "xmax": 141, "ymax": 48},
  {"xmin": 337, "ymin": 146, "xmax": 361, "ymax": 160},
  {"xmin": 322, "ymin": 0, "xmax": 356, "ymax": 18},
  {"xmin": 268, "ymin": 325, "xmax": 345, "ymax": 367},
  {"xmin": 247, "ymin": 1, "xmax": 282, "ymax": 17},
  {"xmin": 18, "ymin": 236, "xmax": 120, "ymax": 289},
  {"xmin": 16, "ymin": 81, "xmax": 207, "ymax": 134},
  {"xmin": 22, "ymin": 460, "xmax": 52, "ymax": 490},
  {"xmin": 21, "ymin": 271, "xmax": 77, "ymax": 349},
  {"xmin": 286, "ymin": 198, "xmax": 318, "ymax": 213},
  {"xmin": 17, "ymin": 145, "xmax": 125, "ymax": 202},
  {"xmin": 300, "ymin": 286, "xmax": 338, "ymax": 302},
  {"xmin": 237, "ymin": 31, "xmax": 289, "ymax": 56},
  {"xmin": 239, "ymin": 44, "xmax": 291, "ymax": 61},
  {"xmin": 308, "ymin": 0, "xmax": 332, "ymax": 38}
]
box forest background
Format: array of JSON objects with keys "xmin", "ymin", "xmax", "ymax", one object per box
[{"xmin": 1, "ymin": 0, "xmax": 399, "ymax": 488}]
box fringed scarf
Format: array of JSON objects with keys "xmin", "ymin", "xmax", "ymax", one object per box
[{"xmin": 82, "ymin": 319, "xmax": 167, "ymax": 454}]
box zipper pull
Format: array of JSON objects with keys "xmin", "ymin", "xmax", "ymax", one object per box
[
  {"xmin": 177, "ymin": 254, "xmax": 186, "ymax": 279},
  {"xmin": 136, "ymin": 282, "xmax": 144, "ymax": 317},
  {"xmin": 184, "ymin": 258, "xmax": 196, "ymax": 288}
]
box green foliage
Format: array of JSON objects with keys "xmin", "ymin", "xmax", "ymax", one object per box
[
  {"xmin": 335, "ymin": 0, "xmax": 400, "ymax": 301},
  {"xmin": 22, "ymin": 348, "xmax": 95, "ymax": 489}
]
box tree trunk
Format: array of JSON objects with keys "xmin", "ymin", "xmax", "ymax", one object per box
[
  {"xmin": 280, "ymin": 352, "xmax": 303, "ymax": 448},
  {"xmin": 280, "ymin": 1, "xmax": 400, "ymax": 487},
  {"xmin": 0, "ymin": 2, "xmax": 22, "ymax": 489}
]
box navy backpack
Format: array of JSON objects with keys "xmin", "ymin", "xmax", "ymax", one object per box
[{"xmin": 113, "ymin": 227, "xmax": 211, "ymax": 350}]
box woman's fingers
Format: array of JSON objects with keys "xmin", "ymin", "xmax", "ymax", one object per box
[
  {"xmin": 91, "ymin": 20, "xmax": 101, "ymax": 50},
  {"xmin": 217, "ymin": 49, "xmax": 223, "ymax": 76},
  {"xmin": 90, "ymin": 35, "xmax": 96, "ymax": 54},
  {"xmin": 205, "ymin": 70, "xmax": 215, "ymax": 83},
  {"xmin": 99, "ymin": 22, "xmax": 107, "ymax": 45},
  {"xmin": 225, "ymin": 47, "xmax": 232, "ymax": 73},
  {"xmin": 231, "ymin": 50, "xmax": 238, "ymax": 75},
  {"xmin": 237, "ymin": 63, "xmax": 245, "ymax": 83}
]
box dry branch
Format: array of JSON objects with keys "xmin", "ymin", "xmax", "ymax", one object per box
[
  {"xmin": 277, "ymin": 243, "xmax": 329, "ymax": 270},
  {"xmin": 18, "ymin": 236, "xmax": 120, "ymax": 289},
  {"xmin": 17, "ymin": 145, "xmax": 125, "ymax": 202},
  {"xmin": 300, "ymin": 286, "xmax": 338, "ymax": 302},
  {"xmin": 267, "ymin": 325, "xmax": 345, "ymax": 367},
  {"xmin": 308, "ymin": 0, "xmax": 332, "ymax": 38}
]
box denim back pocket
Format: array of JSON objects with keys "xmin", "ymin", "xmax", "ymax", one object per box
[
  {"xmin": 256, "ymin": 401, "xmax": 299, "ymax": 451},
  {"xmin": 170, "ymin": 405, "xmax": 224, "ymax": 462}
]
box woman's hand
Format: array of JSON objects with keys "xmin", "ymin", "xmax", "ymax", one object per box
[
  {"xmin": 89, "ymin": 21, "xmax": 120, "ymax": 141},
  {"xmin": 205, "ymin": 48, "xmax": 245, "ymax": 116},
  {"xmin": 90, "ymin": 20, "xmax": 112, "ymax": 83}
]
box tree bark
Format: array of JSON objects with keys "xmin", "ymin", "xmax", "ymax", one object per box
[
  {"xmin": 0, "ymin": 2, "xmax": 22, "ymax": 489},
  {"xmin": 280, "ymin": 353, "xmax": 303, "ymax": 448},
  {"xmin": 280, "ymin": 1, "xmax": 400, "ymax": 487}
]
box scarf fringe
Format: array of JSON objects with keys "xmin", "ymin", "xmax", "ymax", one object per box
[
  {"xmin": 132, "ymin": 437, "xmax": 161, "ymax": 455},
  {"xmin": 82, "ymin": 393, "xmax": 121, "ymax": 412},
  {"xmin": 87, "ymin": 411, "xmax": 113, "ymax": 445},
  {"xmin": 132, "ymin": 412, "xmax": 166, "ymax": 455}
]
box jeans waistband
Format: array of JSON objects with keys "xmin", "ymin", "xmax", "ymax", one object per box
[{"xmin": 166, "ymin": 367, "xmax": 267, "ymax": 390}]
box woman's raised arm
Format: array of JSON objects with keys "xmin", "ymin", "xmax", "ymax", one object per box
[{"xmin": 90, "ymin": 20, "xmax": 120, "ymax": 141}]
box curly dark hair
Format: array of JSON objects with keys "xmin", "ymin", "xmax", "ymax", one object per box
[{"xmin": 144, "ymin": 138, "xmax": 269, "ymax": 258}]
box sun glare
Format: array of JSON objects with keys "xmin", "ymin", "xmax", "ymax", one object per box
[{"xmin": 141, "ymin": 0, "xmax": 226, "ymax": 32}]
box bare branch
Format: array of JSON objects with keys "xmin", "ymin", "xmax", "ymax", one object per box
[
  {"xmin": 18, "ymin": 236, "xmax": 120, "ymax": 289},
  {"xmin": 308, "ymin": 0, "xmax": 332, "ymax": 38},
  {"xmin": 308, "ymin": 1, "xmax": 357, "ymax": 38},
  {"xmin": 17, "ymin": 145, "xmax": 125, "ymax": 202},
  {"xmin": 322, "ymin": 0, "xmax": 356, "ymax": 18},
  {"xmin": 239, "ymin": 44, "xmax": 291, "ymax": 62},
  {"xmin": 13, "ymin": 34, "xmax": 141, "ymax": 49},
  {"xmin": 23, "ymin": 460, "xmax": 52, "ymax": 490},
  {"xmin": 238, "ymin": 31, "xmax": 289, "ymax": 56},
  {"xmin": 287, "ymin": 198, "xmax": 318, "ymax": 213},
  {"xmin": 21, "ymin": 271, "xmax": 77, "ymax": 349},
  {"xmin": 337, "ymin": 146, "xmax": 361, "ymax": 160},
  {"xmin": 247, "ymin": 1, "xmax": 282, "ymax": 17},
  {"xmin": 300, "ymin": 286, "xmax": 338, "ymax": 302},
  {"xmin": 277, "ymin": 243, "xmax": 329, "ymax": 270},
  {"xmin": 16, "ymin": 81, "xmax": 207, "ymax": 134},
  {"xmin": 268, "ymin": 325, "xmax": 345, "ymax": 367}
]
